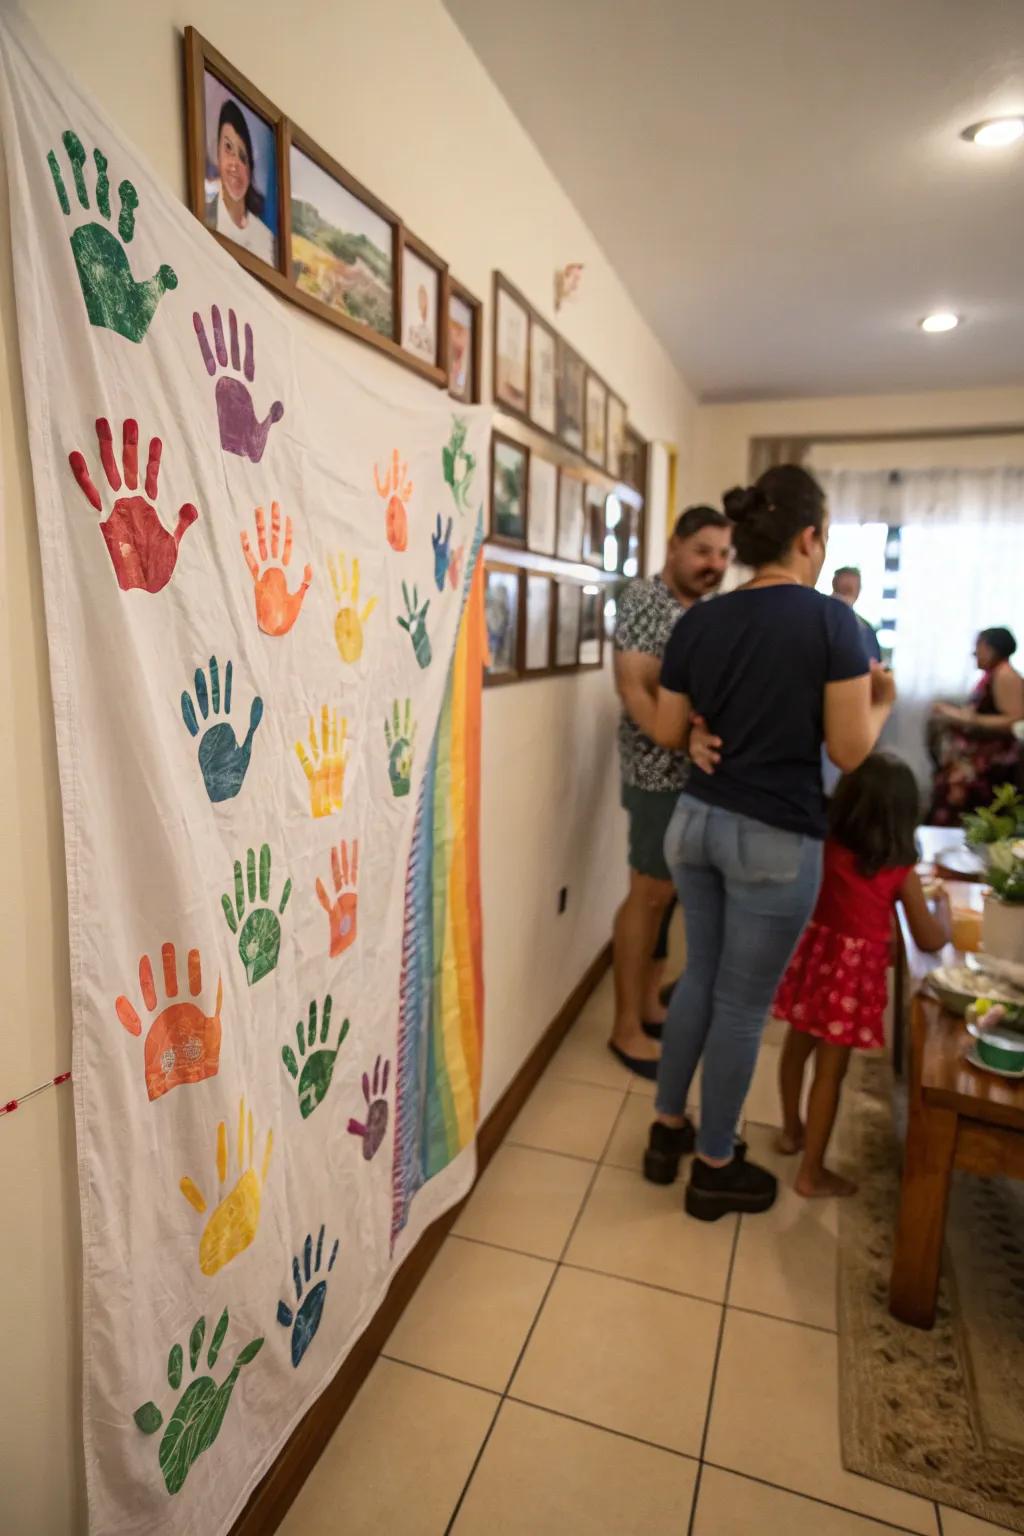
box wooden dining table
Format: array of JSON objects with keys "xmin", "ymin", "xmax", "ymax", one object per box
[{"xmin": 889, "ymin": 826, "xmax": 1024, "ymax": 1329}]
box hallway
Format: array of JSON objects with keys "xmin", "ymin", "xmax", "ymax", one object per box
[{"xmin": 279, "ymin": 965, "xmax": 999, "ymax": 1536}]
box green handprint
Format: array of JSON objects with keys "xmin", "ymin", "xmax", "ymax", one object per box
[
  {"xmin": 397, "ymin": 582, "xmax": 431, "ymax": 669},
  {"xmin": 281, "ymin": 995, "xmax": 350, "ymax": 1119},
  {"xmin": 385, "ymin": 699, "xmax": 416, "ymax": 797},
  {"xmin": 443, "ymin": 416, "xmax": 476, "ymax": 513},
  {"xmin": 133, "ymin": 1308, "xmax": 263, "ymax": 1496},
  {"xmin": 47, "ymin": 130, "xmax": 177, "ymax": 343},
  {"xmin": 221, "ymin": 844, "xmax": 292, "ymax": 985}
]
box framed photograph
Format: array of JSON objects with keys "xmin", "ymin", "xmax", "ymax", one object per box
[
  {"xmin": 583, "ymin": 484, "xmax": 606, "ymax": 568},
  {"xmin": 484, "ymin": 563, "xmax": 523, "ymax": 684},
  {"xmin": 448, "ymin": 278, "xmax": 481, "ymax": 404},
  {"xmin": 585, "ymin": 371, "xmax": 608, "ymax": 467},
  {"xmin": 185, "ymin": 31, "xmax": 284, "ymax": 276},
  {"xmin": 556, "ymin": 471, "xmax": 585, "ymax": 563},
  {"xmin": 490, "ymin": 433, "xmax": 529, "ymax": 546},
  {"xmin": 579, "ymin": 586, "xmax": 605, "ymax": 667},
  {"xmin": 606, "ymin": 393, "xmax": 627, "ymax": 478},
  {"xmin": 493, "ymin": 274, "xmax": 530, "ymax": 415},
  {"xmin": 287, "ymin": 131, "xmax": 396, "ymax": 341},
  {"xmin": 527, "ymin": 456, "xmax": 558, "ymax": 557},
  {"xmin": 401, "ymin": 232, "xmax": 448, "ymax": 372},
  {"xmin": 529, "ymin": 316, "xmax": 557, "ymax": 434},
  {"xmin": 557, "ymin": 339, "xmax": 585, "ymax": 452},
  {"xmin": 524, "ymin": 573, "xmax": 554, "ymax": 673},
  {"xmin": 554, "ymin": 582, "xmax": 582, "ymax": 669}
]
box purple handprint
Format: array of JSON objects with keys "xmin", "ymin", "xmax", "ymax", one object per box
[
  {"xmin": 193, "ymin": 306, "xmax": 283, "ymax": 463},
  {"xmin": 347, "ymin": 1057, "xmax": 390, "ymax": 1161}
]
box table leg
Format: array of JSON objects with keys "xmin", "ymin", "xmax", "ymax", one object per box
[{"xmin": 889, "ymin": 1097, "xmax": 958, "ymax": 1329}]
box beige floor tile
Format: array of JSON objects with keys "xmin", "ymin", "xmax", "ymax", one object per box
[
  {"xmin": 508, "ymin": 1073, "xmax": 625, "ymax": 1161},
  {"xmin": 451, "ymin": 1399, "xmax": 697, "ymax": 1535},
  {"xmin": 511, "ymin": 1265, "xmax": 719, "ymax": 1456},
  {"xmin": 604, "ymin": 1089, "xmax": 658, "ymax": 1168},
  {"xmin": 386, "ymin": 1237, "xmax": 554, "ymax": 1391},
  {"xmin": 940, "ymin": 1511, "xmax": 1020, "ymax": 1535},
  {"xmin": 546, "ymin": 1024, "xmax": 634, "ymax": 1090},
  {"xmin": 453, "ymin": 1144, "xmax": 593, "ymax": 1260},
  {"xmin": 565, "ymin": 1163, "xmax": 735, "ymax": 1302},
  {"xmin": 705, "ymin": 1310, "xmax": 936, "ymax": 1533},
  {"xmin": 277, "ymin": 1358, "xmax": 495, "ymax": 1536},
  {"xmin": 694, "ymin": 1465, "xmax": 924, "ymax": 1535},
  {"xmin": 729, "ymin": 1124, "xmax": 839, "ymax": 1330}
]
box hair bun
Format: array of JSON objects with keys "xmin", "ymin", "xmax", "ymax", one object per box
[{"xmin": 723, "ymin": 485, "xmax": 768, "ymax": 524}]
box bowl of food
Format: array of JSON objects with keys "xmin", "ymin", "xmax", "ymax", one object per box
[
  {"xmin": 927, "ymin": 964, "xmax": 1024, "ymax": 1015},
  {"xmin": 965, "ymin": 1000, "xmax": 1024, "ymax": 1074}
]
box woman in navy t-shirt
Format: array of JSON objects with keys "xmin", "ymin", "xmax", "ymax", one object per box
[{"xmin": 644, "ymin": 465, "xmax": 896, "ymax": 1221}]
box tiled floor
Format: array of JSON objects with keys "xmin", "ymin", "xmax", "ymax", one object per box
[{"xmin": 279, "ymin": 972, "xmax": 1016, "ymax": 1535}]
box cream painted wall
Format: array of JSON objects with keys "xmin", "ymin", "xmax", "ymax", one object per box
[
  {"xmin": 808, "ymin": 433, "xmax": 1024, "ymax": 472},
  {"xmin": 690, "ymin": 385, "xmax": 1024, "ymax": 501},
  {"xmin": 0, "ymin": 3, "xmax": 694, "ymax": 1530}
]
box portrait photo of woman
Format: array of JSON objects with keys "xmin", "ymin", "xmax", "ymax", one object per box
[{"xmin": 203, "ymin": 71, "xmax": 279, "ymax": 268}]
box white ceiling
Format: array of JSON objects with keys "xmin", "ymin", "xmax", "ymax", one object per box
[{"xmin": 444, "ymin": 0, "xmax": 1024, "ymax": 401}]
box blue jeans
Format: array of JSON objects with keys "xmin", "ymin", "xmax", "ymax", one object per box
[{"xmin": 656, "ymin": 796, "xmax": 823, "ymax": 1160}]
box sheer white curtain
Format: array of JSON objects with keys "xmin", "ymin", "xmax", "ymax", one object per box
[{"xmin": 817, "ymin": 466, "xmax": 1024, "ymax": 785}]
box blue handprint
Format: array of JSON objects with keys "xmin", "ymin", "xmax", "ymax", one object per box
[
  {"xmin": 277, "ymin": 1225, "xmax": 339, "ymax": 1368},
  {"xmin": 181, "ymin": 657, "xmax": 263, "ymax": 803},
  {"xmin": 431, "ymin": 515, "xmax": 453, "ymax": 591}
]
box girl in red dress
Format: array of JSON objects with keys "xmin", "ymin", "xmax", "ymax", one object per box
[{"xmin": 774, "ymin": 754, "xmax": 950, "ymax": 1198}]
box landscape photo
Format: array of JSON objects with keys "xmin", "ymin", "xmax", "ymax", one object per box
[{"xmin": 290, "ymin": 148, "xmax": 393, "ymax": 337}]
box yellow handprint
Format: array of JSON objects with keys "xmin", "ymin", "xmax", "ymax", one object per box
[
  {"xmin": 295, "ymin": 705, "xmax": 349, "ymax": 818},
  {"xmin": 179, "ymin": 1096, "xmax": 272, "ymax": 1277},
  {"xmin": 327, "ymin": 552, "xmax": 377, "ymax": 664}
]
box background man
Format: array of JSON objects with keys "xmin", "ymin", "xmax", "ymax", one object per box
[
  {"xmin": 832, "ymin": 566, "xmax": 882, "ymax": 663},
  {"xmin": 611, "ymin": 505, "xmax": 732, "ymax": 1076}
]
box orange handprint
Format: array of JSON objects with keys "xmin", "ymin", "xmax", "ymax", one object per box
[
  {"xmin": 115, "ymin": 943, "xmax": 222, "ymax": 1102},
  {"xmin": 295, "ymin": 706, "xmax": 348, "ymax": 818},
  {"xmin": 316, "ymin": 839, "xmax": 359, "ymax": 958},
  {"xmin": 374, "ymin": 449, "xmax": 412, "ymax": 552},
  {"xmin": 240, "ymin": 502, "xmax": 311, "ymax": 637}
]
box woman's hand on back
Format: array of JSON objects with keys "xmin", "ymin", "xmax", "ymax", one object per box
[{"xmin": 689, "ymin": 714, "xmax": 723, "ymax": 775}]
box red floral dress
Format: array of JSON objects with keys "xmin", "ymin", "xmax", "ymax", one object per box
[{"xmin": 773, "ymin": 841, "xmax": 910, "ymax": 1049}]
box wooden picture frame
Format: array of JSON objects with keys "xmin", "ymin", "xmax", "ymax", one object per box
[
  {"xmin": 523, "ymin": 572, "xmax": 555, "ymax": 674},
  {"xmin": 489, "ymin": 432, "xmax": 529, "ymax": 547},
  {"xmin": 185, "ymin": 28, "xmax": 286, "ymax": 283},
  {"xmin": 553, "ymin": 580, "xmax": 582, "ymax": 670},
  {"xmin": 492, "ymin": 273, "xmax": 531, "ymax": 418},
  {"xmin": 583, "ymin": 483, "xmax": 607, "ymax": 568},
  {"xmin": 400, "ymin": 229, "xmax": 449, "ymax": 378},
  {"xmin": 555, "ymin": 469, "xmax": 585, "ymax": 563},
  {"xmin": 527, "ymin": 454, "xmax": 558, "ymax": 557},
  {"xmin": 579, "ymin": 585, "xmax": 605, "ymax": 668},
  {"xmin": 528, "ymin": 313, "xmax": 558, "ymax": 435},
  {"xmin": 448, "ymin": 277, "xmax": 482, "ymax": 404},
  {"xmin": 606, "ymin": 392, "xmax": 627, "ymax": 478},
  {"xmin": 557, "ymin": 337, "xmax": 586, "ymax": 453},
  {"xmin": 584, "ymin": 369, "xmax": 609, "ymax": 469},
  {"xmin": 483, "ymin": 561, "xmax": 524, "ymax": 686}
]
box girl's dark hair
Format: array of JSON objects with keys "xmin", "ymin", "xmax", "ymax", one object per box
[
  {"xmin": 827, "ymin": 752, "xmax": 920, "ymax": 878},
  {"xmin": 978, "ymin": 626, "xmax": 1017, "ymax": 661},
  {"xmin": 722, "ymin": 464, "xmax": 826, "ymax": 567},
  {"xmin": 218, "ymin": 99, "xmax": 262, "ymax": 217}
]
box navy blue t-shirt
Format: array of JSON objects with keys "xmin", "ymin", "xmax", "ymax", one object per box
[{"xmin": 660, "ymin": 585, "xmax": 868, "ymax": 838}]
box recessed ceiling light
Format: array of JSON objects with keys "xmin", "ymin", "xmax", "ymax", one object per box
[
  {"xmin": 920, "ymin": 311, "xmax": 960, "ymax": 333},
  {"xmin": 962, "ymin": 116, "xmax": 1024, "ymax": 147}
]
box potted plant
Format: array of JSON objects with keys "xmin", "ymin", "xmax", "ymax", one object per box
[
  {"xmin": 962, "ymin": 782, "xmax": 1024, "ymax": 850},
  {"xmin": 962, "ymin": 786, "xmax": 1024, "ymax": 964}
]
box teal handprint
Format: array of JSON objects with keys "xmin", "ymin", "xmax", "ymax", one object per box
[
  {"xmin": 181, "ymin": 657, "xmax": 263, "ymax": 803},
  {"xmin": 221, "ymin": 844, "xmax": 292, "ymax": 985},
  {"xmin": 384, "ymin": 699, "xmax": 415, "ymax": 798},
  {"xmin": 397, "ymin": 582, "xmax": 431, "ymax": 669},
  {"xmin": 443, "ymin": 416, "xmax": 476, "ymax": 513},
  {"xmin": 133, "ymin": 1308, "xmax": 263, "ymax": 1496},
  {"xmin": 47, "ymin": 130, "xmax": 177, "ymax": 344},
  {"xmin": 281, "ymin": 995, "xmax": 350, "ymax": 1119}
]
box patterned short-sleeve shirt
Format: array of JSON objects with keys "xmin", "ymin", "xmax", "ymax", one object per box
[{"xmin": 614, "ymin": 575, "xmax": 689, "ymax": 792}]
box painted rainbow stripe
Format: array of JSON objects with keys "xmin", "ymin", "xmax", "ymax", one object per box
[{"xmin": 391, "ymin": 514, "xmax": 485, "ymax": 1247}]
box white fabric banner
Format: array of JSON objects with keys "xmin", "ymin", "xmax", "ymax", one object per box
[{"xmin": 0, "ymin": 11, "xmax": 489, "ymax": 1534}]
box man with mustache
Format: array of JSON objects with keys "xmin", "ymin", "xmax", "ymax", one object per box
[{"xmin": 610, "ymin": 505, "xmax": 732, "ymax": 1076}]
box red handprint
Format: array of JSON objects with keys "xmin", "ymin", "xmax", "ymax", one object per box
[
  {"xmin": 69, "ymin": 418, "xmax": 198, "ymax": 594},
  {"xmin": 316, "ymin": 839, "xmax": 358, "ymax": 958},
  {"xmin": 240, "ymin": 502, "xmax": 312, "ymax": 637}
]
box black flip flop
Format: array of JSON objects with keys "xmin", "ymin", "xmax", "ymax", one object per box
[{"xmin": 608, "ymin": 1043, "xmax": 659, "ymax": 1080}]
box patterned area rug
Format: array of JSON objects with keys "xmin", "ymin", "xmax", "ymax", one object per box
[{"xmin": 837, "ymin": 1058, "xmax": 1024, "ymax": 1531}]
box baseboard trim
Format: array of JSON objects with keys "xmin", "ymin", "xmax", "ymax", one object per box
[{"xmin": 230, "ymin": 940, "xmax": 613, "ymax": 1536}]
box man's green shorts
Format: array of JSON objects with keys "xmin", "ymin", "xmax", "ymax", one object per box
[{"xmin": 622, "ymin": 784, "xmax": 680, "ymax": 883}]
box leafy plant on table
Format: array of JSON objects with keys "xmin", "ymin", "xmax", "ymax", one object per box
[
  {"xmin": 986, "ymin": 839, "xmax": 1024, "ymax": 904},
  {"xmin": 962, "ymin": 783, "xmax": 1024, "ymax": 847}
]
